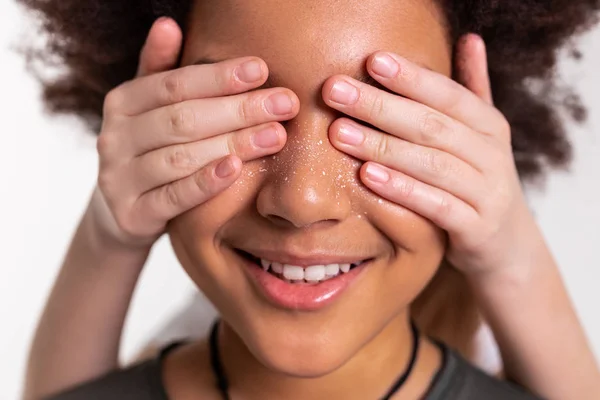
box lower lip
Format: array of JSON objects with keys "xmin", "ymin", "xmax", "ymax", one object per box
[{"xmin": 239, "ymin": 254, "xmax": 369, "ymax": 311}]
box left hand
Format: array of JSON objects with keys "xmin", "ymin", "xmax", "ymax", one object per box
[{"xmin": 323, "ymin": 34, "xmax": 541, "ymax": 278}]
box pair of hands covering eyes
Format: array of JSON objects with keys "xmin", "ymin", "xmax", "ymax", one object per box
[{"xmin": 93, "ymin": 16, "xmax": 541, "ymax": 281}]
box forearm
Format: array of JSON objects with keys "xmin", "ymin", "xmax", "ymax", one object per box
[
  {"xmin": 469, "ymin": 228, "xmax": 600, "ymax": 400},
  {"xmin": 24, "ymin": 204, "xmax": 150, "ymax": 400}
]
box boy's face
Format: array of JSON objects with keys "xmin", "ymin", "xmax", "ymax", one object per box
[{"xmin": 169, "ymin": 0, "xmax": 451, "ymax": 376}]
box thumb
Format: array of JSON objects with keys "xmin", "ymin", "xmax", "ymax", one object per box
[
  {"xmin": 454, "ymin": 33, "xmax": 494, "ymax": 105},
  {"xmin": 136, "ymin": 17, "xmax": 183, "ymax": 78}
]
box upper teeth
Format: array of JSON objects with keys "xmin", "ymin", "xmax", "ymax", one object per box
[{"xmin": 260, "ymin": 259, "xmax": 362, "ymax": 282}]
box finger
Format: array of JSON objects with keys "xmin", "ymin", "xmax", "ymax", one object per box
[
  {"xmin": 136, "ymin": 17, "xmax": 183, "ymax": 78},
  {"xmin": 106, "ymin": 56, "xmax": 270, "ymax": 116},
  {"xmin": 125, "ymin": 87, "xmax": 298, "ymax": 154},
  {"xmin": 323, "ymin": 76, "xmax": 492, "ymax": 169},
  {"xmin": 132, "ymin": 155, "xmax": 243, "ymax": 231},
  {"xmin": 454, "ymin": 34, "xmax": 493, "ymax": 105},
  {"xmin": 360, "ymin": 162, "xmax": 478, "ymax": 234},
  {"xmin": 130, "ymin": 122, "xmax": 286, "ymax": 192},
  {"xmin": 357, "ymin": 51, "xmax": 505, "ymax": 135},
  {"xmin": 330, "ymin": 120, "xmax": 486, "ymax": 208}
]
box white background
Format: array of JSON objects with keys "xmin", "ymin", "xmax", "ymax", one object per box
[{"xmin": 1, "ymin": 2, "xmax": 599, "ymax": 400}]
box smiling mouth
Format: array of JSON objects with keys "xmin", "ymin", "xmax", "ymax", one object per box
[{"xmin": 235, "ymin": 249, "xmax": 371, "ymax": 284}]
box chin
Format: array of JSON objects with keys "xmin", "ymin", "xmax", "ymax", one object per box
[{"xmin": 247, "ymin": 332, "xmax": 358, "ymax": 378}]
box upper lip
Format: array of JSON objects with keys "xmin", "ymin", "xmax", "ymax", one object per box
[{"xmin": 237, "ymin": 248, "xmax": 373, "ymax": 267}]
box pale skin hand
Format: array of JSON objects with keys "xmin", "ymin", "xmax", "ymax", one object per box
[
  {"xmin": 94, "ymin": 24, "xmax": 299, "ymax": 249},
  {"xmin": 323, "ymin": 33, "xmax": 600, "ymax": 400},
  {"xmin": 24, "ymin": 17, "xmax": 299, "ymax": 399},
  {"xmin": 324, "ymin": 35, "xmax": 523, "ymax": 277}
]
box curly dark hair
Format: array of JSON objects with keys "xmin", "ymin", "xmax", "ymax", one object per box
[{"xmin": 16, "ymin": 0, "xmax": 600, "ymax": 183}]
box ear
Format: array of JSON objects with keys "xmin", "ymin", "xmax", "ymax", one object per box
[
  {"xmin": 136, "ymin": 17, "xmax": 183, "ymax": 78},
  {"xmin": 454, "ymin": 34, "xmax": 494, "ymax": 105}
]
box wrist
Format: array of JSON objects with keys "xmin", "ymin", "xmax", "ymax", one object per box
[
  {"xmin": 466, "ymin": 235, "xmax": 557, "ymax": 303},
  {"xmin": 465, "ymin": 263, "xmax": 532, "ymax": 301},
  {"xmin": 82, "ymin": 202, "xmax": 153, "ymax": 267},
  {"xmin": 85, "ymin": 187, "xmax": 157, "ymax": 254},
  {"xmin": 467, "ymin": 212, "xmax": 551, "ymax": 289}
]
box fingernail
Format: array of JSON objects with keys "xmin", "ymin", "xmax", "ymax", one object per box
[
  {"xmin": 365, "ymin": 164, "xmax": 390, "ymax": 183},
  {"xmin": 236, "ymin": 60, "xmax": 263, "ymax": 83},
  {"xmin": 371, "ymin": 53, "xmax": 399, "ymax": 78},
  {"xmin": 216, "ymin": 158, "xmax": 236, "ymax": 178},
  {"xmin": 266, "ymin": 92, "xmax": 294, "ymax": 115},
  {"xmin": 155, "ymin": 17, "xmax": 176, "ymax": 31},
  {"xmin": 330, "ymin": 81, "xmax": 359, "ymax": 105},
  {"xmin": 253, "ymin": 127, "xmax": 280, "ymax": 148},
  {"xmin": 338, "ymin": 124, "xmax": 364, "ymax": 146}
]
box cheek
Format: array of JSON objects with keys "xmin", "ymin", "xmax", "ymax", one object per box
[
  {"xmin": 166, "ymin": 169, "xmax": 264, "ymax": 287},
  {"xmin": 367, "ymin": 201, "xmax": 447, "ymax": 301},
  {"xmin": 167, "ymin": 212, "xmax": 215, "ymax": 288},
  {"xmin": 367, "ymin": 199, "xmax": 447, "ymax": 255},
  {"xmin": 167, "ymin": 205, "xmax": 223, "ymax": 269},
  {"xmin": 166, "ymin": 184, "xmax": 256, "ymax": 319}
]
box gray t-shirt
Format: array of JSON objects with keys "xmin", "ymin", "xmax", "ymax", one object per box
[{"xmin": 48, "ymin": 342, "xmax": 542, "ymax": 400}]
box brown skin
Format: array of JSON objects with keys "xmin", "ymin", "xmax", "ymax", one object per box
[{"xmin": 166, "ymin": 0, "xmax": 451, "ymax": 398}]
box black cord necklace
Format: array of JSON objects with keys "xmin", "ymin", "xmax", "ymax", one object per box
[{"xmin": 209, "ymin": 320, "xmax": 420, "ymax": 400}]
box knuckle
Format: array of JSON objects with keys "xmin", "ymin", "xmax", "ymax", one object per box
[
  {"xmin": 216, "ymin": 64, "xmax": 236, "ymax": 92},
  {"xmin": 226, "ymin": 134, "xmax": 237, "ymax": 156},
  {"xmin": 395, "ymin": 177, "xmax": 416, "ymax": 198},
  {"xmin": 161, "ymin": 71, "xmax": 186, "ymax": 104},
  {"xmin": 168, "ymin": 104, "xmax": 197, "ymax": 137},
  {"xmin": 237, "ymin": 93, "xmax": 262, "ymax": 125},
  {"xmin": 418, "ymin": 112, "xmax": 448, "ymax": 144},
  {"xmin": 435, "ymin": 195, "xmax": 453, "ymax": 217},
  {"xmin": 96, "ymin": 131, "xmax": 122, "ymax": 163},
  {"xmin": 163, "ymin": 182, "xmax": 182, "ymax": 208},
  {"xmin": 400, "ymin": 63, "xmax": 421, "ymax": 88},
  {"xmin": 192, "ymin": 168, "xmax": 212, "ymax": 196},
  {"xmin": 375, "ymin": 135, "xmax": 393, "ymax": 160},
  {"xmin": 103, "ymin": 88, "xmax": 124, "ymax": 115},
  {"xmin": 420, "ymin": 150, "xmax": 449, "ymax": 177},
  {"xmin": 165, "ymin": 144, "xmax": 195, "ymax": 170},
  {"xmin": 366, "ymin": 94, "xmax": 385, "ymax": 121},
  {"xmin": 96, "ymin": 132, "xmax": 115, "ymax": 157}
]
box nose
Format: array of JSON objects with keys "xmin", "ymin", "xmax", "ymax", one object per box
[{"xmin": 256, "ymin": 107, "xmax": 354, "ymax": 229}]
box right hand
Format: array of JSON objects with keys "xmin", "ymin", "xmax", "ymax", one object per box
[{"xmin": 89, "ymin": 17, "xmax": 299, "ymax": 249}]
